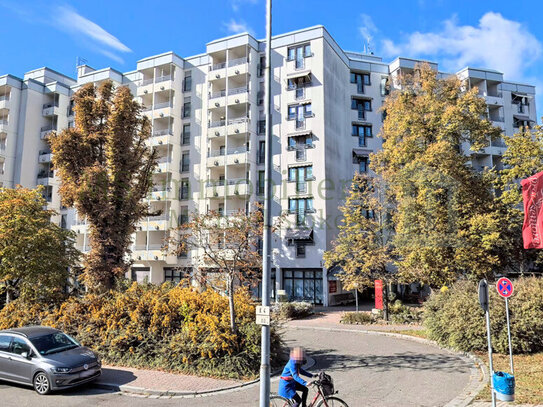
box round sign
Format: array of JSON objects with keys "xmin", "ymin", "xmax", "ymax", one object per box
[{"xmin": 496, "ymin": 277, "xmax": 514, "ymax": 298}]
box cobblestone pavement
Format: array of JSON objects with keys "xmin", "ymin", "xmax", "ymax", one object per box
[{"xmin": 0, "ymin": 326, "xmax": 474, "ymax": 407}]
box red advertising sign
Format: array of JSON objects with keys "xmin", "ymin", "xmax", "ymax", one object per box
[
  {"xmin": 375, "ymin": 280, "xmax": 383, "ymax": 310},
  {"xmin": 329, "ymin": 281, "xmax": 337, "ymax": 293},
  {"xmin": 521, "ymin": 171, "xmax": 543, "ymax": 249}
]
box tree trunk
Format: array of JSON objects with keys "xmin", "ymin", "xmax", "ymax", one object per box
[
  {"xmin": 5, "ymin": 288, "xmax": 13, "ymax": 304},
  {"xmin": 227, "ymin": 275, "xmax": 237, "ymax": 333}
]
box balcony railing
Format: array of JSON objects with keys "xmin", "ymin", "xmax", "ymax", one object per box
[
  {"xmin": 153, "ymin": 129, "xmax": 173, "ymax": 137},
  {"xmin": 209, "ymin": 90, "xmax": 227, "ymax": 99},
  {"xmin": 42, "ymin": 102, "xmax": 59, "ymax": 109},
  {"xmin": 41, "ymin": 125, "xmax": 56, "ymax": 132},
  {"xmin": 491, "ymin": 116, "xmax": 505, "ymax": 123},
  {"xmin": 228, "ymin": 86, "xmax": 248, "ymax": 96},
  {"xmin": 208, "ymin": 146, "xmax": 248, "ymax": 157},
  {"xmin": 154, "ymin": 101, "xmax": 173, "ymax": 109},
  {"xmin": 210, "ymin": 62, "xmax": 227, "ymax": 71},
  {"xmin": 209, "ymin": 120, "xmax": 226, "ymax": 128},
  {"xmin": 37, "ymin": 171, "xmax": 54, "ymax": 179},
  {"xmin": 228, "ymin": 117, "xmax": 249, "ymax": 125},
  {"xmin": 228, "ymin": 57, "xmax": 247, "ymax": 67},
  {"xmin": 227, "ymin": 178, "xmax": 249, "ymax": 185},
  {"xmin": 155, "ymin": 75, "xmax": 172, "ymax": 84},
  {"xmin": 0, "ymin": 95, "xmax": 9, "ymax": 102},
  {"xmin": 157, "ymin": 157, "xmax": 172, "ymax": 164},
  {"xmin": 141, "ymin": 78, "xmax": 154, "ymax": 86},
  {"xmin": 0, "ymin": 120, "xmax": 7, "ymax": 126}
]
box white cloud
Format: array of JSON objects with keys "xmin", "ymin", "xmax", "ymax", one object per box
[
  {"xmin": 223, "ymin": 19, "xmax": 254, "ymax": 36},
  {"xmin": 381, "ymin": 12, "xmax": 542, "ymax": 80},
  {"xmin": 231, "ymin": 0, "xmax": 258, "ymax": 12},
  {"xmin": 359, "ymin": 14, "xmax": 378, "ymax": 43},
  {"xmin": 54, "ymin": 6, "xmax": 132, "ymax": 56}
]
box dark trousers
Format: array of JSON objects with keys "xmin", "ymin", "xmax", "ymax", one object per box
[{"xmin": 291, "ymin": 381, "xmax": 309, "ymax": 407}]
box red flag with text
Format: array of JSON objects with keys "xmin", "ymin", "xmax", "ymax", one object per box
[{"xmin": 521, "ymin": 171, "xmax": 543, "ymax": 249}]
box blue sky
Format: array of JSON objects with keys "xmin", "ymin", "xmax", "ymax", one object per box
[{"xmin": 0, "ymin": 0, "xmax": 542, "ymax": 118}]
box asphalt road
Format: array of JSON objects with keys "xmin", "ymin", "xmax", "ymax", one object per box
[{"xmin": 0, "ymin": 328, "xmax": 473, "ymax": 407}]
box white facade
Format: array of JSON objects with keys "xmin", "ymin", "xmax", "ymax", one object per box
[{"xmin": 0, "ymin": 25, "xmax": 537, "ymax": 305}]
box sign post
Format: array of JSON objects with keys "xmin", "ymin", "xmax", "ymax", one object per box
[
  {"xmin": 496, "ymin": 277, "xmax": 515, "ymax": 375},
  {"xmin": 479, "ymin": 279, "xmax": 496, "ymax": 407}
]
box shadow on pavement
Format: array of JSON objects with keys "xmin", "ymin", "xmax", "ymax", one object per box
[
  {"xmin": 308, "ymin": 349, "xmax": 471, "ymax": 374},
  {"xmin": 97, "ymin": 367, "xmax": 137, "ymax": 386}
]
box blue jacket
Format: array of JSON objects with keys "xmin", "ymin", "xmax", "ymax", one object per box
[{"xmin": 278, "ymin": 359, "xmax": 313, "ymax": 399}]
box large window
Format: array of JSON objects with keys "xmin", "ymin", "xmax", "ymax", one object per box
[
  {"xmin": 288, "ymin": 134, "xmax": 313, "ymax": 150},
  {"xmin": 181, "ymin": 152, "xmax": 190, "ymax": 172},
  {"xmin": 182, "ymin": 124, "xmax": 191, "ymax": 145},
  {"xmin": 350, "ymin": 72, "xmax": 370, "ymax": 94},
  {"xmin": 183, "ymin": 71, "xmax": 192, "ymax": 92},
  {"xmin": 257, "ymin": 170, "xmax": 265, "ymax": 195},
  {"xmin": 289, "ymin": 165, "xmax": 313, "ymax": 193},
  {"xmin": 183, "ymin": 97, "xmax": 191, "ymax": 118},
  {"xmin": 283, "ymin": 270, "xmax": 323, "ymax": 304},
  {"xmin": 180, "ymin": 178, "xmax": 189, "ymax": 200},
  {"xmin": 164, "ymin": 267, "xmax": 187, "ymax": 284},
  {"xmin": 288, "ymin": 103, "xmax": 312, "ymax": 129},
  {"xmin": 258, "ymin": 141, "xmax": 265, "ymax": 164},
  {"xmin": 289, "ymin": 197, "xmax": 314, "ymax": 225},
  {"xmin": 351, "ymin": 98, "xmax": 371, "ymax": 120},
  {"xmin": 287, "ymin": 44, "xmax": 312, "ymax": 69},
  {"xmin": 352, "ymin": 124, "xmax": 372, "ymax": 147}
]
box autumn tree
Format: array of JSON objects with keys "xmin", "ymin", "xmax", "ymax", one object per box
[
  {"xmin": 323, "ymin": 173, "xmax": 393, "ymax": 318},
  {"xmin": 49, "ymin": 81, "xmax": 157, "ymax": 293},
  {"xmin": 372, "ymin": 63, "xmax": 505, "ymax": 287},
  {"xmin": 169, "ymin": 205, "xmax": 280, "ymax": 333},
  {"xmin": 0, "ymin": 187, "xmax": 79, "ymax": 304}
]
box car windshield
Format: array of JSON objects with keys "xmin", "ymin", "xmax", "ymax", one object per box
[{"xmin": 30, "ymin": 333, "xmax": 79, "ymax": 355}]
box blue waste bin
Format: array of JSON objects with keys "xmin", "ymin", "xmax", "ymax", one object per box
[{"xmin": 493, "ymin": 371, "xmax": 515, "ymax": 402}]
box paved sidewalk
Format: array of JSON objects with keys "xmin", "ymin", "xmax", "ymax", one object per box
[
  {"xmin": 97, "ymin": 365, "xmax": 244, "ymax": 395},
  {"xmin": 470, "ymin": 403, "xmax": 543, "ymax": 406}
]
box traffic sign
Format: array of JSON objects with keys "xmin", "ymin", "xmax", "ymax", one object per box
[
  {"xmin": 478, "ymin": 279, "xmax": 489, "ymax": 312},
  {"xmin": 256, "ymin": 315, "xmax": 270, "ymax": 326},
  {"xmin": 497, "ymin": 278, "xmax": 514, "ymax": 298},
  {"xmin": 256, "ymin": 306, "xmax": 270, "ymax": 316}
]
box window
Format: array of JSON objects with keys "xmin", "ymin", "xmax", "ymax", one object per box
[
  {"xmin": 183, "ymin": 72, "xmax": 192, "ymax": 92},
  {"xmin": 0, "ymin": 335, "xmax": 11, "ymax": 352},
  {"xmin": 181, "ymin": 152, "xmax": 190, "ymax": 172},
  {"xmin": 179, "ymin": 206, "xmax": 189, "ymax": 225},
  {"xmin": 289, "ymin": 197, "xmax": 314, "ymax": 225},
  {"xmin": 282, "ymin": 270, "xmax": 323, "ymax": 304},
  {"xmin": 180, "ymin": 178, "xmax": 189, "ymax": 200},
  {"xmin": 296, "ymin": 243, "xmax": 306, "ymax": 258},
  {"xmin": 257, "ymin": 170, "xmax": 265, "ymax": 195},
  {"xmin": 352, "ymin": 124, "xmax": 372, "ymax": 147},
  {"xmin": 165, "ymin": 268, "xmax": 184, "ymax": 284},
  {"xmin": 287, "ymin": 44, "xmax": 311, "ymax": 69},
  {"xmin": 258, "ymin": 119, "xmax": 266, "ymax": 135},
  {"xmin": 351, "ymin": 98, "xmax": 371, "ymax": 120},
  {"xmin": 350, "ymin": 72, "xmax": 371, "ymax": 93},
  {"xmin": 289, "ymin": 166, "xmax": 313, "ymax": 193},
  {"xmin": 288, "ymin": 106, "xmax": 296, "ymax": 120},
  {"xmin": 358, "ymin": 157, "xmax": 368, "ymax": 173},
  {"xmin": 380, "ymin": 77, "xmax": 390, "ymax": 96},
  {"xmin": 10, "ymin": 337, "xmax": 30, "ymax": 356},
  {"xmin": 258, "ymin": 141, "xmax": 265, "ymax": 164},
  {"xmin": 258, "ymin": 56, "xmax": 265, "ymax": 77},
  {"xmin": 61, "ymin": 214, "xmax": 67, "ymax": 229},
  {"xmin": 288, "ymin": 104, "xmax": 312, "ymax": 129},
  {"xmin": 182, "ymin": 124, "xmax": 190, "ymax": 145},
  {"xmin": 183, "ymin": 97, "xmax": 191, "ymax": 118}
]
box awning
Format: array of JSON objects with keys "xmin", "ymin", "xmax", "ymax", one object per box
[
  {"xmin": 286, "ymin": 69, "xmax": 312, "ymax": 80},
  {"xmin": 353, "ymin": 148, "xmax": 372, "ymax": 156},
  {"xmin": 513, "ymin": 114, "xmax": 530, "ymax": 120},
  {"xmin": 287, "ymin": 130, "xmax": 313, "ymax": 138},
  {"xmin": 288, "ymin": 162, "xmax": 313, "ymax": 168},
  {"xmin": 285, "ymin": 228, "xmax": 313, "ymax": 241}
]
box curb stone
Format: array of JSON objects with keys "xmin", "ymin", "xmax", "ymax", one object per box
[
  {"xmin": 95, "ymin": 356, "xmax": 316, "ymax": 399},
  {"xmin": 288, "ymin": 326, "xmax": 487, "ymax": 407}
]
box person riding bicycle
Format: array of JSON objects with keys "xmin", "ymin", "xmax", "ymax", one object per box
[{"xmin": 278, "ymin": 347, "xmax": 314, "ymax": 407}]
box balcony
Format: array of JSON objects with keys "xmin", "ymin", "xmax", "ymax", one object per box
[
  {"xmin": 227, "ymin": 58, "xmax": 248, "ymax": 77},
  {"xmin": 149, "ymin": 187, "xmax": 177, "ymax": 201},
  {"xmin": 206, "ymin": 178, "xmax": 250, "ymax": 198},
  {"xmin": 485, "ymin": 95, "xmax": 503, "ymax": 106},
  {"xmin": 40, "ymin": 125, "xmax": 57, "ymax": 139},
  {"xmin": 38, "ymin": 150, "xmax": 53, "ymax": 163},
  {"xmin": 155, "ymin": 160, "xmax": 173, "ymax": 173},
  {"xmin": 42, "ymin": 103, "xmax": 60, "ymax": 117},
  {"xmin": 0, "ymin": 120, "xmax": 8, "ymax": 132},
  {"xmin": 132, "ymin": 244, "xmax": 166, "ymax": 262},
  {"xmin": 137, "ymin": 215, "xmax": 171, "ymax": 231},
  {"xmin": 227, "ymin": 117, "xmax": 249, "ymax": 136},
  {"xmin": 227, "ymin": 87, "xmax": 249, "ymax": 106},
  {"xmin": 209, "ymin": 62, "xmax": 227, "ymax": 81},
  {"xmin": 37, "ymin": 171, "xmax": 54, "ymax": 185},
  {"xmin": 0, "ymin": 95, "xmax": 9, "ymax": 109}
]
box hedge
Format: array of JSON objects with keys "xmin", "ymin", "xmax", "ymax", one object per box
[
  {"xmin": 0, "ymin": 283, "xmax": 284, "ymax": 379},
  {"xmin": 424, "ymin": 277, "xmax": 543, "ymax": 354}
]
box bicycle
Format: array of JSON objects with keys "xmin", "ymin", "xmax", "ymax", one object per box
[{"xmin": 270, "ymin": 371, "xmax": 349, "ymax": 407}]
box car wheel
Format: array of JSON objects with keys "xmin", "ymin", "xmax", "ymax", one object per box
[{"xmin": 33, "ymin": 372, "xmax": 51, "ymax": 395}]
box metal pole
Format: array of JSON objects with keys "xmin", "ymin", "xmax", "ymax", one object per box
[
  {"xmin": 354, "ymin": 289, "xmax": 359, "ymax": 312},
  {"xmin": 485, "ymin": 303, "xmax": 496, "ymax": 407},
  {"xmin": 259, "ymin": 0, "xmax": 272, "ymax": 406},
  {"xmin": 505, "ymin": 297, "xmax": 514, "ymax": 375}
]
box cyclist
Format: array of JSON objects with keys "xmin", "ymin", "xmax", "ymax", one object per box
[{"xmin": 278, "ymin": 347, "xmax": 314, "ymax": 407}]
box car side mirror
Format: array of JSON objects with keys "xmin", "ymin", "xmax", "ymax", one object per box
[{"xmin": 21, "ymin": 351, "xmax": 31, "ymax": 359}]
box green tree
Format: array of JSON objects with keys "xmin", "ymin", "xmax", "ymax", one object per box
[
  {"xmin": 372, "ymin": 63, "xmax": 504, "ymax": 287},
  {"xmin": 323, "ymin": 173, "xmax": 393, "ymax": 318},
  {"xmin": 169, "ymin": 205, "xmax": 281, "ymax": 333},
  {"xmin": 0, "ymin": 187, "xmax": 79, "ymax": 304},
  {"xmin": 49, "ymin": 81, "xmax": 157, "ymax": 293}
]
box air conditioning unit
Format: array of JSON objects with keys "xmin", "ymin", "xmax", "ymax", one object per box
[{"xmin": 235, "ymin": 99, "xmax": 239, "ymax": 103}]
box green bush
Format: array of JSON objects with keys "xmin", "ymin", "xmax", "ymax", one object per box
[
  {"xmin": 340, "ymin": 311, "xmax": 375, "ymax": 324},
  {"xmin": 0, "ymin": 283, "xmax": 284, "ymax": 379},
  {"xmin": 272, "ymin": 301, "xmax": 313, "ymax": 320},
  {"xmin": 389, "ymin": 300, "xmax": 423, "ymax": 324},
  {"xmin": 424, "ymin": 277, "xmax": 543, "ymax": 354}
]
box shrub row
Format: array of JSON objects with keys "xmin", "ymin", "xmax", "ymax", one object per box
[
  {"xmin": 272, "ymin": 301, "xmax": 313, "ymax": 320},
  {"xmin": 424, "ymin": 277, "xmax": 543, "ymax": 354},
  {"xmin": 0, "ymin": 283, "xmax": 284, "ymax": 379}
]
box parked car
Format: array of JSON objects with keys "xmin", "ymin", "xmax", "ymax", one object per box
[{"xmin": 0, "ymin": 326, "xmax": 101, "ymax": 394}]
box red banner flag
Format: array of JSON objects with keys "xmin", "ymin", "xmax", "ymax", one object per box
[{"xmin": 521, "ymin": 171, "xmax": 543, "ymax": 249}]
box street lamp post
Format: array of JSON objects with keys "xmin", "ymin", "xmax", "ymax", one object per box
[{"xmin": 259, "ymin": 0, "xmax": 273, "ymax": 406}]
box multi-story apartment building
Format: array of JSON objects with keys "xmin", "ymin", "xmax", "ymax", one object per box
[{"xmin": 0, "ymin": 26, "xmax": 537, "ymax": 306}]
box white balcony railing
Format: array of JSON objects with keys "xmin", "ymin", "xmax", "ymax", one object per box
[
  {"xmin": 0, "ymin": 120, "xmax": 8, "ymax": 126},
  {"xmin": 228, "ymin": 117, "xmax": 249, "ymax": 125},
  {"xmin": 208, "ymin": 146, "xmax": 248, "ymax": 157},
  {"xmin": 228, "ymin": 86, "xmax": 248, "ymax": 96},
  {"xmin": 209, "ymin": 90, "xmax": 227, "ymax": 99},
  {"xmin": 153, "ymin": 101, "xmax": 173, "ymax": 109},
  {"xmin": 227, "ymin": 177, "xmax": 249, "ymax": 185},
  {"xmin": 210, "ymin": 62, "xmax": 227, "ymax": 71},
  {"xmin": 152, "ymin": 129, "xmax": 173, "ymax": 137},
  {"xmin": 141, "ymin": 78, "xmax": 154, "ymax": 86},
  {"xmin": 155, "ymin": 75, "xmax": 172, "ymax": 84},
  {"xmin": 209, "ymin": 120, "xmax": 226, "ymax": 128},
  {"xmin": 228, "ymin": 57, "xmax": 247, "ymax": 67}
]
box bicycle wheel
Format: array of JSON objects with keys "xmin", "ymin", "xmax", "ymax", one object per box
[
  {"xmin": 316, "ymin": 395, "xmax": 349, "ymax": 407},
  {"xmin": 269, "ymin": 394, "xmax": 292, "ymax": 407}
]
